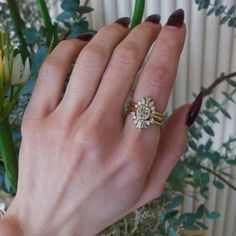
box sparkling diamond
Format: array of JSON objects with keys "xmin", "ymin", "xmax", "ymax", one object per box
[{"xmin": 136, "ymin": 105, "xmax": 150, "ymax": 120}]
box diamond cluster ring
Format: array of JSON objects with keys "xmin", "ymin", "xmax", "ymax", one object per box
[{"xmin": 128, "ymin": 97, "xmax": 164, "ymax": 129}]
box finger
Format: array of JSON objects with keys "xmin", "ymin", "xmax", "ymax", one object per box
[
  {"xmin": 134, "ymin": 92, "xmax": 203, "ymax": 208},
  {"xmin": 61, "ymin": 18, "xmax": 130, "ymax": 116},
  {"xmin": 26, "ymin": 37, "xmax": 92, "ymax": 119},
  {"xmin": 134, "ymin": 104, "xmax": 191, "ymax": 208},
  {"xmin": 124, "ymin": 9, "xmax": 186, "ymax": 138},
  {"xmin": 92, "ymin": 15, "xmax": 162, "ymax": 114}
]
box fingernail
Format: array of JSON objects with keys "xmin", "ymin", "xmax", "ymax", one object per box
[
  {"xmin": 76, "ymin": 32, "xmax": 95, "ymax": 41},
  {"xmin": 145, "ymin": 14, "xmax": 161, "ymax": 24},
  {"xmin": 115, "ymin": 17, "xmax": 130, "ymax": 28},
  {"xmin": 185, "ymin": 91, "xmax": 203, "ymax": 127},
  {"xmin": 167, "ymin": 9, "xmax": 185, "ymax": 27}
]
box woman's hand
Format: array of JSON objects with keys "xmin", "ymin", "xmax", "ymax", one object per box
[{"xmin": 2, "ymin": 9, "xmax": 202, "ymax": 236}]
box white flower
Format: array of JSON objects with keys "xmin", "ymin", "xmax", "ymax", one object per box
[{"xmin": 11, "ymin": 54, "xmax": 30, "ymax": 86}]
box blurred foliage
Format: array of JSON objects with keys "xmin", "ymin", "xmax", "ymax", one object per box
[{"xmin": 0, "ymin": 0, "xmax": 236, "ymax": 235}]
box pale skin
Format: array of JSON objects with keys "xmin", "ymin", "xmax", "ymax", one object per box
[{"xmin": 0, "ymin": 12, "xmax": 191, "ymax": 236}]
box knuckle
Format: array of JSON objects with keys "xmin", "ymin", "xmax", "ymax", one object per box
[
  {"xmin": 39, "ymin": 59, "xmax": 60, "ymax": 78},
  {"xmin": 58, "ymin": 39, "xmax": 79, "ymax": 52},
  {"xmin": 144, "ymin": 64, "xmax": 171, "ymax": 89},
  {"xmin": 158, "ymin": 38, "xmax": 180, "ymax": 57},
  {"xmin": 79, "ymin": 44, "xmax": 106, "ymax": 66},
  {"xmin": 99, "ymin": 24, "xmax": 121, "ymax": 36},
  {"xmin": 113, "ymin": 43, "xmax": 140, "ymax": 65}
]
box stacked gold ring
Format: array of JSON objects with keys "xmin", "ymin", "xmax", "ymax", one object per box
[{"xmin": 127, "ymin": 97, "xmax": 164, "ymax": 129}]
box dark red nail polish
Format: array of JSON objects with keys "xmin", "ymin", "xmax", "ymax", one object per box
[
  {"xmin": 145, "ymin": 14, "xmax": 161, "ymax": 24},
  {"xmin": 167, "ymin": 9, "xmax": 185, "ymax": 27},
  {"xmin": 186, "ymin": 91, "xmax": 203, "ymax": 127},
  {"xmin": 76, "ymin": 32, "xmax": 95, "ymax": 41},
  {"xmin": 115, "ymin": 17, "xmax": 130, "ymax": 28}
]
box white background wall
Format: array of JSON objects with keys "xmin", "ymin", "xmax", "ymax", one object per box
[{"xmin": 51, "ymin": 0, "xmax": 236, "ymax": 235}]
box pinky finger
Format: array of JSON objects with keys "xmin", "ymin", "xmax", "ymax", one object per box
[{"xmin": 133, "ymin": 92, "xmax": 203, "ymax": 208}]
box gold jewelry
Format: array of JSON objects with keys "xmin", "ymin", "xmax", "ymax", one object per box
[{"xmin": 128, "ymin": 97, "xmax": 164, "ymax": 129}]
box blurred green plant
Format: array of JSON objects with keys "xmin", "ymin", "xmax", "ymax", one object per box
[{"xmin": 0, "ymin": 0, "xmax": 236, "ymax": 235}]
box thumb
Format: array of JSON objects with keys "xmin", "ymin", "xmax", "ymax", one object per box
[{"xmin": 134, "ymin": 92, "xmax": 203, "ymax": 208}]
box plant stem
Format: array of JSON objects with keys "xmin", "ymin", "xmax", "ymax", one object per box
[
  {"xmin": 6, "ymin": 0, "xmax": 29, "ymax": 60},
  {"xmin": 203, "ymin": 71, "xmax": 236, "ymax": 96},
  {"xmin": 0, "ymin": 118, "xmax": 18, "ymax": 191},
  {"xmin": 200, "ymin": 164, "xmax": 236, "ymax": 191},
  {"xmin": 130, "ymin": 0, "xmax": 145, "ymax": 29},
  {"xmin": 36, "ymin": 0, "xmax": 57, "ymax": 49}
]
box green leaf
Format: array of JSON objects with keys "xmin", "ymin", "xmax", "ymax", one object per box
[
  {"xmin": 208, "ymin": 211, "xmax": 220, "ymax": 220},
  {"xmin": 23, "ymin": 27, "xmax": 39, "ymax": 44},
  {"xmin": 61, "ymin": 0, "xmax": 80, "ymax": 13},
  {"xmin": 196, "ymin": 204, "xmax": 205, "ymax": 219},
  {"xmin": 200, "ymin": 186, "xmax": 209, "ymax": 199},
  {"xmin": 215, "ymin": 6, "xmax": 226, "ymax": 16},
  {"xmin": 165, "ymin": 196, "xmax": 184, "ymax": 212},
  {"xmin": 219, "ymin": 107, "xmax": 231, "ymax": 119},
  {"xmin": 189, "ymin": 139, "xmax": 198, "ymax": 150},
  {"xmin": 32, "ymin": 46, "xmax": 48, "ymax": 76},
  {"xmin": 77, "ymin": 6, "xmax": 94, "ymax": 13},
  {"xmin": 213, "ymin": 179, "xmax": 225, "ymax": 189},
  {"xmin": 203, "ymin": 125, "xmax": 215, "ymax": 136},
  {"xmin": 196, "ymin": 115, "xmax": 204, "ymax": 125},
  {"xmin": 169, "ymin": 227, "xmax": 179, "ymax": 236},
  {"xmin": 180, "ymin": 213, "xmax": 197, "ymax": 227},
  {"xmin": 205, "ymin": 138, "xmax": 213, "ymax": 149},
  {"xmin": 220, "ymin": 15, "xmax": 230, "ymax": 24},
  {"xmin": 56, "ymin": 11, "xmax": 73, "ymax": 21},
  {"xmin": 227, "ymin": 5, "xmax": 236, "ymax": 16},
  {"xmin": 203, "ymin": 110, "xmax": 219, "ymax": 123},
  {"xmin": 196, "ymin": 221, "xmax": 209, "ymax": 230},
  {"xmin": 208, "ymin": 97, "xmax": 220, "ymax": 108},
  {"xmin": 67, "ymin": 20, "xmax": 89, "ymax": 39},
  {"xmin": 228, "ymin": 17, "xmax": 236, "ymax": 27},
  {"xmin": 226, "ymin": 159, "xmax": 236, "ymax": 165},
  {"xmin": 207, "ymin": 7, "xmax": 216, "ymax": 16},
  {"xmin": 226, "ymin": 78, "xmax": 236, "ymax": 87},
  {"xmin": 222, "ymin": 91, "xmax": 235, "ymax": 103}
]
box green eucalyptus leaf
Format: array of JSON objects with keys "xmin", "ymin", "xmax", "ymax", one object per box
[
  {"xmin": 32, "ymin": 46, "xmax": 48, "ymax": 76},
  {"xmin": 180, "ymin": 213, "xmax": 197, "ymax": 227},
  {"xmin": 57, "ymin": 11, "xmax": 73, "ymax": 21},
  {"xmin": 220, "ymin": 15, "xmax": 230, "ymax": 24},
  {"xmin": 226, "ymin": 78, "xmax": 236, "ymax": 87},
  {"xmin": 203, "ymin": 110, "xmax": 219, "ymax": 123},
  {"xmin": 189, "ymin": 139, "xmax": 198, "ymax": 150},
  {"xmin": 77, "ymin": 6, "xmax": 94, "ymax": 13},
  {"xmin": 213, "ymin": 179, "xmax": 225, "ymax": 189},
  {"xmin": 227, "ymin": 5, "xmax": 236, "ymax": 15},
  {"xmin": 67, "ymin": 20, "xmax": 89, "ymax": 39},
  {"xmin": 196, "ymin": 221, "xmax": 209, "ymax": 230},
  {"xmin": 215, "ymin": 6, "xmax": 226, "ymax": 16},
  {"xmin": 168, "ymin": 227, "xmax": 179, "ymax": 236},
  {"xmin": 207, "ymin": 7, "xmax": 216, "ymax": 16},
  {"xmin": 196, "ymin": 204, "xmax": 205, "ymax": 219},
  {"xmin": 165, "ymin": 196, "xmax": 184, "ymax": 212},
  {"xmin": 61, "ymin": 0, "xmax": 80, "ymax": 13},
  {"xmin": 219, "ymin": 107, "xmax": 231, "ymax": 119},
  {"xmin": 228, "ymin": 17, "xmax": 236, "ymax": 27},
  {"xmin": 203, "ymin": 125, "xmax": 215, "ymax": 136},
  {"xmin": 208, "ymin": 211, "xmax": 220, "ymax": 220},
  {"xmin": 222, "ymin": 91, "xmax": 235, "ymax": 103},
  {"xmin": 23, "ymin": 27, "xmax": 39, "ymax": 44}
]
